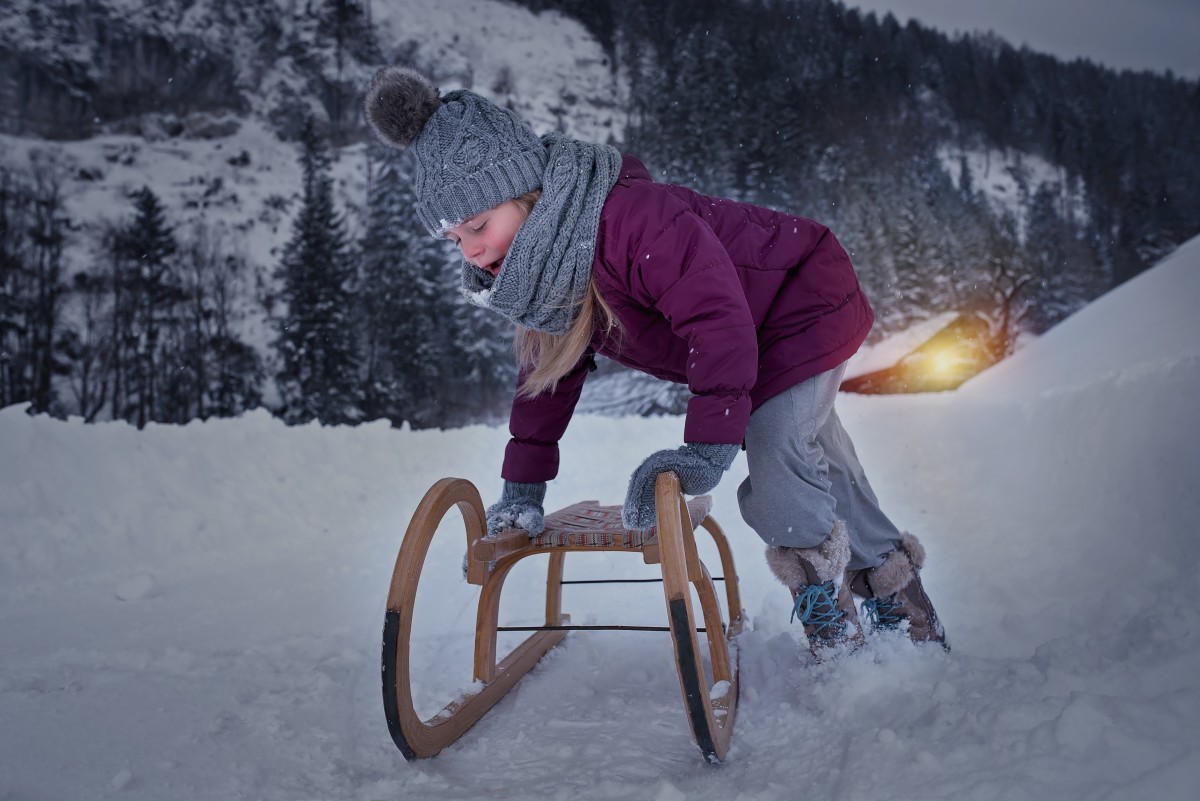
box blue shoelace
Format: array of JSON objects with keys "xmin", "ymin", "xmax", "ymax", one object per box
[
  {"xmin": 861, "ymin": 593, "xmax": 905, "ymax": 629},
  {"xmin": 790, "ymin": 580, "xmax": 846, "ymax": 638}
]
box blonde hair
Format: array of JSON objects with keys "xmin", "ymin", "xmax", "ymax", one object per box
[
  {"xmin": 515, "ymin": 283, "xmax": 619, "ymax": 398},
  {"xmin": 506, "ymin": 188, "xmax": 620, "ymax": 398}
]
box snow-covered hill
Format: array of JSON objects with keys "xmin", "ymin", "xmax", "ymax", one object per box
[
  {"xmin": 2, "ymin": 237, "xmax": 1197, "ymax": 799},
  {"xmin": 959, "ymin": 233, "xmax": 1200, "ymax": 395},
  {"xmin": 0, "ymin": 0, "xmax": 623, "ymax": 355}
]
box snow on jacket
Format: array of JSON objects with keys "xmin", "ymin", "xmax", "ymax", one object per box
[{"xmin": 502, "ymin": 155, "xmax": 874, "ymax": 483}]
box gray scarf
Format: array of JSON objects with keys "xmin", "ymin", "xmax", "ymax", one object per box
[{"xmin": 461, "ymin": 132, "xmax": 622, "ymax": 334}]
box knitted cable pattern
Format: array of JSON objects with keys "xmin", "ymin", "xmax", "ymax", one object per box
[
  {"xmin": 461, "ymin": 132, "xmax": 621, "ymax": 334},
  {"xmin": 412, "ymin": 90, "xmax": 548, "ymax": 237}
]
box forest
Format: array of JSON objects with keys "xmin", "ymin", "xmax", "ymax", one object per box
[{"xmin": 1, "ymin": 0, "xmax": 1196, "ymax": 427}]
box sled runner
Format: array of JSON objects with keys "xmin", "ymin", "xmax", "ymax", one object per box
[{"xmin": 381, "ymin": 472, "xmax": 744, "ymax": 763}]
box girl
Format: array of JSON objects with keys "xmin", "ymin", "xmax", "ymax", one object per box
[{"xmin": 365, "ymin": 67, "xmax": 946, "ymax": 654}]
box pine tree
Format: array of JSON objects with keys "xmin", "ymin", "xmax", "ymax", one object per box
[
  {"xmin": 890, "ymin": 195, "xmax": 942, "ymax": 320},
  {"xmin": 5, "ymin": 153, "xmax": 72, "ymax": 416},
  {"xmin": 114, "ymin": 186, "xmax": 180, "ymax": 428},
  {"xmin": 358, "ymin": 146, "xmax": 448, "ymax": 427},
  {"xmin": 23, "ymin": 158, "xmax": 70, "ymax": 419},
  {"xmin": 1023, "ymin": 183, "xmax": 1100, "ymax": 331},
  {"xmin": 273, "ymin": 119, "xmax": 363, "ymax": 425},
  {"xmin": 358, "ymin": 145, "xmax": 516, "ymax": 429},
  {"xmin": 445, "ymin": 289, "xmax": 516, "ymax": 427},
  {"xmin": 174, "ymin": 224, "xmax": 264, "ymax": 421},
  {"xmin": 0, "ymin": 165, "xmax": 28, "ymax": 409}
]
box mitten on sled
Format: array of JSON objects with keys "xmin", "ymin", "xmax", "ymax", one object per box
[
  {"xmin": 621, "ymin": 442, "xmax": 738, "ymax": 530},
  {"xmin": 485, "ymin": 480, "xmax": 547, "ymax": 537}
]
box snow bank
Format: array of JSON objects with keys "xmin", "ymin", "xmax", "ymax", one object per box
[{"xmin": 961, "ymin": 234, "xmax": 1200, "ymax": 397}]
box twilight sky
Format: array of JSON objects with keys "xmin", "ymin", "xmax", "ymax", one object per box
[{"xmin": 844, "ymin": 0, "xmax": 1200, "ymax": 79}]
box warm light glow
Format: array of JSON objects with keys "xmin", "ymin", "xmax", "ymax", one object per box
[{"xmin": 927, "ymin": 347, "xmax": 961, "ymax": 377}]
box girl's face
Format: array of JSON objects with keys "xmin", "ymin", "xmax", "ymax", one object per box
[{"xmin": 445, "ymin": 199, "xmax": 528, "ymax": 277}]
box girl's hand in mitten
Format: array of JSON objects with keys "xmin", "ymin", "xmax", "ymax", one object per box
[
  {"xmin": 621, "ymin": 443, "xmax": 739, "ymax": 530},
  {"xmin": 484, "ymin": 480, "xmax": 547, "ymax": 537}
]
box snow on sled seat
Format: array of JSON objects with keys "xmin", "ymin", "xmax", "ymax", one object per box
[{"xmin": 381, "ymin": 473, "xmax": 743, "ymax": 764}]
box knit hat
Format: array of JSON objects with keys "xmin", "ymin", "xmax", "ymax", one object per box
[{"xmin": 364, "ymin": 66, "xmax": 547, "ymax": 237}]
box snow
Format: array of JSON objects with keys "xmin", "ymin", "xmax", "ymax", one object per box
[
  {"xmin": 372, "ymin": 0, "xmax": 623, "ymax": 144},
  {"xmin": 938, "ymin": 145, "xmax": 1089, "ymax": 232},
  {"xmin": 2, "ymin": 232, "xmax": 1199, "ymax": 801},
  {"xmin": 465, "ymin": 286, "xmax": 494, "ymax": 307}
]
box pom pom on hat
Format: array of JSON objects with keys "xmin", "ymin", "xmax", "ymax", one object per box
[
  {"xmin": 363, "ymin": 65, "xmax": 547, "ymax": 236},
  {"xmin": 364, "ymin": 66, "xmax": 441, "ymax": 149}
]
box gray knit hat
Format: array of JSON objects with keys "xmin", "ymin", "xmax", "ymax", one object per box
[{"xmin": 364, "ymin": 66, "xmax": 547, "ymax": 237}]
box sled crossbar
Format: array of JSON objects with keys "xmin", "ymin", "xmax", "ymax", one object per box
[
  {"xmin": 560, "ymin": 576, "xmax": 726, "ymax": 585},
  {"xmin": 381, "ymin": 474, "xmax": 743, "ymax": 764},
  {"xmin": 497, "ymin": 624, "xmax": 707, "ymax": 633}
]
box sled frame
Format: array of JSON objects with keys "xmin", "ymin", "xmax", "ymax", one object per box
[{"xmin": 381, "ymin": 472, "xmax": 743, "ymax": 763}]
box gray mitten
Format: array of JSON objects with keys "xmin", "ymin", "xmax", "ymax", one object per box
[
  {"xmin": 621, "ymin": 443, "xmax": 739, "ymax": 530},
  {"xmin": 484, "ymin": 480, "xmax": 547, "ymax": 537}
]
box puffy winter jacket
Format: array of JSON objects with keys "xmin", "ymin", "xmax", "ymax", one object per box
[{"xmin": 502, "ymin": 155, "xmax": 873, "ymax": 483}]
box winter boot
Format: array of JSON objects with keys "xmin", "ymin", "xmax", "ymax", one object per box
[
  {"xmin": 765, "ymin": 520, "xmax": 864, "ymax": 658},
  {"xmin": 847, "ymin": 532, "xmax": 948, "ymax": 649}
]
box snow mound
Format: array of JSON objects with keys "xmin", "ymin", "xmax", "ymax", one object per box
[{"xmin": 962, "ymin": 234, "xmax": 1200, "ymax": 397}]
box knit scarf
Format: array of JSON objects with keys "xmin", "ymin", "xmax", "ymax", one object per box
[{"xmin": 460, "ymin": 132, "xmax": 622, "ymax": 335}]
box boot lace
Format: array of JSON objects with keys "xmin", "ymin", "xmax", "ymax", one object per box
[
  {"xmin": 861, "ymin": 593, "xmax": 905, "ymax": 629},
  {"xmin": 790, "ymin": 581, "xmax": 846, "ymax": 638}
]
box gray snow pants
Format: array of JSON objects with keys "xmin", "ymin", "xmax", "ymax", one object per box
[{"xmin": 736, "ymin": 363, "xmax": 902, "ymax": 571}]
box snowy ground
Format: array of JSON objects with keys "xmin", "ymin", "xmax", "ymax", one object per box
[{"xmin": 2, "ymin": 238, "xmax": 1199, "ymax": 800}]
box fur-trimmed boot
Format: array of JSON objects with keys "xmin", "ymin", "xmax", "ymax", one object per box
[
  {"xmin": 847, "ymin": 532, "xmax": 948, "ymax": 648},
  {"xmin": 765, "ymin": 520, "xmax": 864, "ymax": 657}
]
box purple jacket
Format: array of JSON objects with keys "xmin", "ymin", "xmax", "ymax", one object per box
[{"xmin": 502, "ymin": 155, "xmax": 874, "ymax": 483}]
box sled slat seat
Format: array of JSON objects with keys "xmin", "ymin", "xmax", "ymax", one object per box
[{"xmin": 472, "ymin": 496, "xmax": 713, "ymax": 563}]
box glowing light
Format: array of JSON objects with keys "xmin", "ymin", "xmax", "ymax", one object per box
[
  {"xmin": 913, "ymin": 344, "xmax": 974, "ymax": 387},
  {"xmin": 927, "ymin": 348, "xmax": 960, "ymax": 377}
]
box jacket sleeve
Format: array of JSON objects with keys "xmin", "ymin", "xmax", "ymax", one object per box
[
  {"xmin": 625, "ymin": 203, "xmax": 758, "ymax": 445},
  {"xmin": 501, "ymin": 348, "xmax": 595, "ymax": 483}
]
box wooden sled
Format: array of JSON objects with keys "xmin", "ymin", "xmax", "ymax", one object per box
[{"xmin": 382, "ymin": 472, "xmax": 744, "ymax": 763}]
